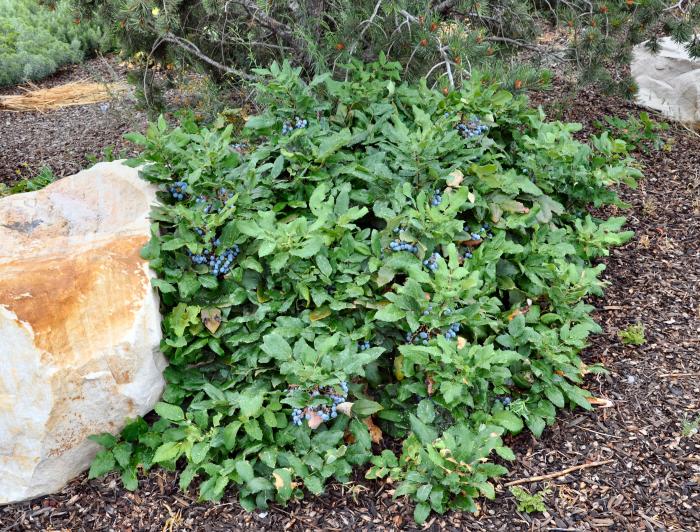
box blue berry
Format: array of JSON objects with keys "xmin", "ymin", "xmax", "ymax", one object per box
[
  {"xmin": 359, "ymin": 340, "xmax": 371, "ymax": 351},
  {"xmin": 456, "ymin": 117, "xmax": 488, "ymax": 139},
  {"xmin": 425, "ymin": 253, "xmax": 441, "ymax": 273}
]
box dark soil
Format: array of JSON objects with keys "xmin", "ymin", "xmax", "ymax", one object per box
[{"xmin": 1, "ymin": 68, "xmax": 699, "ymax": 531}]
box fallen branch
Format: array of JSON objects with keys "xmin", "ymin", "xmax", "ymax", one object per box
[
  {"xmin": 503, "ymin": 459, "xmax": 615, "ymax": 487},
  {"xmin": 659, "ymin": 372, "xmax": 700, "ymax": 378}
]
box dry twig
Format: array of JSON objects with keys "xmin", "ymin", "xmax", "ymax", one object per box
[{"xmin": 503, "ymin": 459, "xmax": 615, "ymax": 487}]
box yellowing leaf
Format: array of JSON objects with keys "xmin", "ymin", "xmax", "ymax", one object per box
[
  {"xmin": 457, "ymin": 336, "xmax": 467, "ymax": 349},
  {"xmin": 393, "ymin": 355, "xmax": 405, "ymax": 381},
  {"xmin": 307, "ymin": 412, "xmax": 323, "ymax": 429},
  {"xmin": 310, "ymin": 307, "xmax": 332, "ymax": 321},
  {"xmin": 586, "ymin": 396, "xmax": 614, "ymax": 408},
  {"xmin": 256, "ymin": 286, "xmax": 270, "ymax": 303},
  {"xmin": 201, "ymin": 308, "xmax": 222, "ymax": 333},
  {"xmin": 446, "ymin": 169, "xmax": 464, "ymax": 188},
  {"xmin": 336, "ymin": 402, "xmax": 353, "ymax": 417},
  {"xmin": 363, "ymin": 417, "xmax": 383, "ymax": 443},
  {"xmin": 273, "ymin": 472, "xmax": 284, "ymax": 489}
]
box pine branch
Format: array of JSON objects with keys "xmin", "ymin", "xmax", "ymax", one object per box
[
  {"xmin": 161, "ymin": 33, "xmax": 256, "ymax": 81},
  {"xmin": 225, "ymin": 0, "xmax": 314, "ymax": 69}
]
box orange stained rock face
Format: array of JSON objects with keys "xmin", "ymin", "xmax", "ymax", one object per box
[{"xmin": 0, "ymin": 235, "xmax": 150, "ymax": 366}]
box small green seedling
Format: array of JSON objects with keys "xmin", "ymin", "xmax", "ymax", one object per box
[
  {"xmin": 618, "ymin": 323, "xmax": 646, "ymax": 345},
  {"xmin": 681, "ymin": 415, "xmax": 700, "ymax": 438},
  {"xmin": 509, "ymin": 486, "xmax": 550, "ymax": 513}
]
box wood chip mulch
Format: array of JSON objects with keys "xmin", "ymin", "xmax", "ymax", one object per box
[
  {"xmin": 1, "ymin": 75, "xmax": 699, "ymax": 531},
  {"xmin": 0, "ymin": 56, "xmax": 148, "ymax": 182}
]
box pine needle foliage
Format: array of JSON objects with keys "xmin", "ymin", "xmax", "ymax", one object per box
[
  {"xmin": 71, "ymin": 0, "xmax": 700, "ymax": 95},
  {"xmin": 0, "ymin": 0, "xmax": 109, "ymax": 86}
]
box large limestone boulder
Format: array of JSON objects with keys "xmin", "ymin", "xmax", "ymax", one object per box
[
  {"xmin": 631, "ymin": 37, "xmax": 700, "ymax": 126},
  {"xmin": 0, "ymin": 161, "xmax": 166, "ymax": 504}
]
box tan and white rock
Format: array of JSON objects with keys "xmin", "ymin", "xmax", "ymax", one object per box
[
  {"xmin": 631, "ymin": 37, "xmax": 700, "ymax": 126},
  {"xmin": 0, "ymin": 161, "xmax": 166, "ymax": 504}
]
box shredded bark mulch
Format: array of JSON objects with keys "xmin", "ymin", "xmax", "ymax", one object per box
[
  {"xmin": 0, "ymin": 56, "xmax": 148, "ymax": 182},
  {"xmin": 1, "ymin": 70, "xmax": 699, "ymax": 531}
]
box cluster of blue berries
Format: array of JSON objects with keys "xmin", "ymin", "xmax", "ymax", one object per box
[
  {"xmin": 500, "ymin": 396, "xmax": 512, "ymax": 407},
  {"xmin": 468, "ymin": 223, "xmax": 493, "ymax": 240},
  {"xmin": 290, "ymin": 381, "xmax": 348, "ymax": 426},
  {"xmin": 282, "ymin": 116, "xmax": 308, "ymax": 134},
  {"xmin": 209, "ymin": 245, "xmax": 240, "ymax": 276},
  {"xmin": 389, "ymin": 239, "xmax": 418, "ymax": 254},
  {"xmin": 463, "ymin": 224, "xmax": 493, "ymax": 260},
  {"xmin": 195, "ymin": 195, "xmax": 213, "ymax": 214},
  {"xmin": 405, "ymin": 328, "xmax": 431, "ymax": 345},
  {"xmin": 358, "ymin": 340, "xmax": 371, "ymax": 351},
  {"xmin": 168, "ymin": 181, "xmax": 188, "ymax": 201},
  {"xmin": 393, "ymin": 226, "xmax": 406, "ymax": 235},
  {"xmin": 423, "ymin": 252, "xmax": 441, "ymax": 272},
  {"xmin": 431, "ymin": 190, "xmax": 443, "ymax": 207},
  {"xmin": 187, "ymin": 242, "xmax": 240, "ymax": 275},
  {"xmin": 444, "ymin": 322, "xmax": 460, "ymax": 340},
  {"xmin": 422, "ymin": 304, "xmax": 434, "ymax": 316},
  {"xmin": 456, "ymin": 117, "xmax": 488, "ymax": 139},
  {"xmin": 217, "ymin": 187, "xmax": 234, "ymax": 201},
  {"xmin": 232, "ymin": 142, "xmax": 247, "ymax": 152}
]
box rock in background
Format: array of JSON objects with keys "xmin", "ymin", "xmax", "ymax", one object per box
[
  {"xmin": 0, "ymin": 161, "xmax": 166, "ymax": 504},
  {"xmin": 632, "ymin": 37, "xmax": 700, "ymax": 126}
]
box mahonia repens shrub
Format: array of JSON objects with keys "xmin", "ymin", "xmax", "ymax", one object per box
[{"xmin": 89, "ymin": 58, "xmax": 640, "ymax": 523}]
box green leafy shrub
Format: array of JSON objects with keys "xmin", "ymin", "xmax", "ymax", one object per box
[
  {"xmin": 0, "ymin": 0, "xmax": 109, "ymax": 86},
  {"xmin": 89, "ymin": 58, "xmax": 639, "ymax": 523}
]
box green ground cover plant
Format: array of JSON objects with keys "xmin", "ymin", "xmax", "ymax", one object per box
[
  {"xmin": 594, "ymin": 112, "xmax": 671, "ymax": 154},
  {"xmin": 0, "ymin": 167, "xmax": 56, "ymax": 197},
  {"xmin": 509, "ymin": 486, "xmax": 550, "ymax": 513},
  {"xmin": 0, "ymin": 0, "xmax": 108, "ymax": 86},
  {"xmin": 90, "ymin": 58, "xmax": 640, "ymax": 523},
  {"xmin": 618, "ymin": 323, "xmax": 646, "ymax": 345}
]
